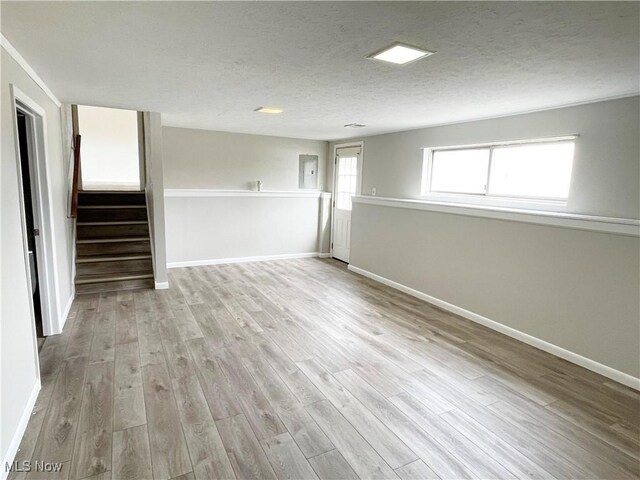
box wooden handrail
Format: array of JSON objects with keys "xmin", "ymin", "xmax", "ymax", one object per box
[{"xmin": 70, "ymin": 134, "xmax": 81, "ymax": 218}]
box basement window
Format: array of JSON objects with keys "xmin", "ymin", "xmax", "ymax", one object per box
[{"xmin": 422, "ymin": 137, "xmax": 576, "ymax": 207}]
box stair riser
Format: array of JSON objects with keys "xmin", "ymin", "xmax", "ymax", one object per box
[
  {"xmin": 77, "ymin": 208, "xmax": 147, "ymax": 222},
  {"xmin": 77, "ymin": 224, "xmax": 149, "ymax": 239},
  {"xmin": 77, "ymin": 240, "xmax": 151, "ymax": 256},
  {"xmin": 76, "ymin": 278, "xmax": 155, "ymax": 295},
  {"xmin": 76, "ymin": 259, "xmax": 153, "ymax": 276},
  {"xmin": 78, "ymin": 192, "xmax": 146, "ymax": 206}
]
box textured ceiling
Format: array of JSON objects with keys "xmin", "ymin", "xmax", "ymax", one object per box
[{"xmin": 1, "ymin": 1, "xmax": 638, "ymax": 140}]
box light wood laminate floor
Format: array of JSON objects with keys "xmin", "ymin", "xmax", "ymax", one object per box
[{"xmin": 9, "ymin": 258, "xmax": 640, "ymax": 479}]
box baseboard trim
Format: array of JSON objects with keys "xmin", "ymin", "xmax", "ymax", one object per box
[
  {"xmin": 348, "ymin": 264, "xmax": 640, "ymax": 391},
  {"xmin": 58, "ymin": 293, "xmax": 75, "ymax": 333},
  {"xmin": 168, "ymin": 252, "xmax": 323, "ymax": 268},
  {"xmin": 318, "ymin": 253, "xmax": 331, "ymax": 258},
  {"xmin": 155, "ymin": 281, "xmax": 170, "ymax": 290},
  {"xmin": 1, "ymin": 380, "xmax": 41, "ymax": 480}
]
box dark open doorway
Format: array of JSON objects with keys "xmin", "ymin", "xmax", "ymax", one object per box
[{"xmin": 17, "ymin": 109, "xmax": 45, "ymax": 349}]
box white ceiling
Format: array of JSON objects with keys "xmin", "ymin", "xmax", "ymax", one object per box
[{"xmin": 2, "ymin": 1, "xmax": 638, "ymax": 140}]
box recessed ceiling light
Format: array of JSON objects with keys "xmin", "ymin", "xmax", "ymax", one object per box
[
  {"xmin": 368, "ymin": 42, "xmax": 435, "ymax": 65},
  {"xmin": 344, "ymin": 123, "xmax": 366, "ymax": 128},
  {"xmin": 255, "ymin": 107, "xmax": 283, "ymax": 114}
]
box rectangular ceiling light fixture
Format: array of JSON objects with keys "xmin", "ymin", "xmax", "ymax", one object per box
[
  {"xmin": 255, "ymin": 106, "xmax": 283, "ymax": 114},
  {"xmin": 368, "ymin": 42, "xmax": 435, "ymax": 65}
]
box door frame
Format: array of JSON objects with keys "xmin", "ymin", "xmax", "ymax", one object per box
[
  {"xmin": 10, "ymin": 84, "xmax": 60, "ymax": 339},
  {"xmin": 330, "ymin": 141, "xmax": 364, "ymax": 260}
]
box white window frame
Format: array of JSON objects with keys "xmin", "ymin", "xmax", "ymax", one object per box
[{"xmin": 421, "ymin": 135, "xmax": 577, "ymax": 211}]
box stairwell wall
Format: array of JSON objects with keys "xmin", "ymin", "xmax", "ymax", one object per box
[{"xmin": 143, "ymin": 112, "xmax": 168, "ymax": 287}]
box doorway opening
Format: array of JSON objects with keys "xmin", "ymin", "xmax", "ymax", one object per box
[
  {"xmin": 76, "ymin": 105, "xmax": 143, "ymax": 191},
  {"xmin": 16, "ymin": 107, "xmax": 45, "ymax": 349},
  {"xmin": 12, "ymin": 85, "xmax": 61, "ymax": 345}
]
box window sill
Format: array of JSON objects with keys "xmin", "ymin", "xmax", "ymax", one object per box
[
  {"xmin": 164, "ymin": 189, "xmax": 331, "ymax": 199},
  {"xmin": 352, "ymin": 195, "xmax": 640, "ymax": 237},
  {"xmin": 419, "ymin": 192, "xmax": 568, "ymax": 212}
]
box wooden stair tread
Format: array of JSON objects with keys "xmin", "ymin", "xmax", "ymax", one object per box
[
  {"xmin": 79, "ymin": 190, "xmax": 144, "ymax": 193},
  {"xmin": 77, "ymin": 220, "xmax": 148, "ymax": 226},
  {"xmin": 77, "ymin": 236, "xmax": 149, "ymax": 244},
  {"xmin": 77, "ymin": 205, "xmax": 146, "ymax": 209},
  {"xmin": 75, "ymin": 273, "xmax": 154, "ymax": 284},
  {"xmin": 76, "ymin": 254, "xmax": 152, "ymax": 263},
  {"xmin": 75, "ymin": 278, "xmax": 154, "ymax": 295}
]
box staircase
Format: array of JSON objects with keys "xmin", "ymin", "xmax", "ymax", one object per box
[{"xmin": 75, "ymin": 191, "xmax": 155, "ymax": 294}]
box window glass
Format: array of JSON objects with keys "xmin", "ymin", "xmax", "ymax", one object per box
[
  {"xmin": 336, "ymin": 156, "xmax": 358, "ymax": 210},
  {"xmin": 488, "ymin": 142, "xmax": 574, "ymax": 199},
  {"xmin": 430, "ymin": 148, "xmax": 490, "ymax": 194}
]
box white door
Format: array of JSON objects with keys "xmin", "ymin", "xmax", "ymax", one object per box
[{"xmin": 332, "ymin": 146, "xmax": 362, "ymax": 263}]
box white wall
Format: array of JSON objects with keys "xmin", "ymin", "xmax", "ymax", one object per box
[
  {"xmin": 351, "ymin": 202, "xmax": 640, "ymax": 379},
  {"xmin": 1, "ymin": 44, "xmax": 74, "ymax": 472},
  {"xmin": 331, "ymin": 96, "xmax": 640, "ymax": 382},
  {"xmin": 165, "ymin": 193, "xmax": 328, "ymax": 266},
  {"xmin": 162, "ymin": 127, "xmax": 330, "ymax": 265},
  {"xmin": 163, "ymin": 127, "xmax": 328, "ymax": 191},
  {"xmin": 78, "ymin": 105, "xmax": 140, "ymax": 190}
]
